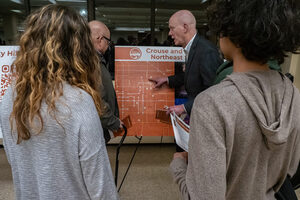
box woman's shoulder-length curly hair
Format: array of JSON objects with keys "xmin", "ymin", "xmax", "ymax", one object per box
[
  {"xmin": 10, "ymin": 4, "xmax": 102, "ymax": 143},
  {"xmin": 208, "ymin": 0, "xmax": 300, "ymax": 64}
]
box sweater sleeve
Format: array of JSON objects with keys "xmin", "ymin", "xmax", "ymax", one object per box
[
  {"xmin": 187, "ymin": 96, "xmax": 227, "ymax": 200},
  {"xmin": 0, "ymin": 89, "xmax": 11, "ymax": 165},
  {"xmin": 78, "ymin": 98, "xmax": 119, "ymax": 200},
  {"xmin": 169, "ymin": 158, "xmax": 190, "ymax": 200},
  {"xmin": 2, "ymin": 131, "xmax": 11, "ymax": 165}
]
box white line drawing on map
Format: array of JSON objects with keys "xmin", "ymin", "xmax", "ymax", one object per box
[{"xmin": 115, "ymin": 61, "xmax": 174, "ymax": 136}]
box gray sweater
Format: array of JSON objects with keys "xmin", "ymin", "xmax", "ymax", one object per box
[
  {"xmin": 0, "ymin": 84, "xmax": 119, "ymax": 200},
  {"xmin": 170, "ymin": 71, "xmax": 300, "ymax": 200}
]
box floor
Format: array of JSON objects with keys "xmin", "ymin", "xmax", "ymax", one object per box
[
  {"xmin": 107, "ymin": 144, "xmax": 181, "ymax": 200},
  {"xmin": 0, "ymin": 144, "xmax": 299, "ymax": 200},
  {"xmin": 0, "ymin": 144, "xmax": 181, "ymax": 200}
]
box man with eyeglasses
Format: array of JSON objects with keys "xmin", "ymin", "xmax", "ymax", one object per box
[{"xmin": 89, "ymin": 20, "xmax": 123, "ymax": 143}]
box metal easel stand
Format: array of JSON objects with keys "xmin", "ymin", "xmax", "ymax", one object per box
[{"xmin": 114, "ymin": 125, "xmax": 142, "ymax": 192}]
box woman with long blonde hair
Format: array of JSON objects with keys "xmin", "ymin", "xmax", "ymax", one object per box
[{"xmin": 0, "ymin": 5, "xmax": 118, "ymax": 200}]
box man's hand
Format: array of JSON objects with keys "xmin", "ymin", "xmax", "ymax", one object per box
[
  {"xmin": 166, "ymin": 104, "xmax": 186, "ymax": 116},
  {"xmin": 119, "ymin": 119, "xmax": 124, "ymax": 129},
  {"xmin": 113, "ymin": 119, "xmax": 124, "ymax": 137},
  {"xmin": 173, "ymin": 152, "xmax": 188, "ymax": 163},
  {"xmin": 149, "ymin": 77, "xmax": 168, "ymax": 88}
]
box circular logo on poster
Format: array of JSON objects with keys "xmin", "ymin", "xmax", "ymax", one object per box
[
  {"xmin": 2, "ymin": 65, "xmax": 10, "ymax": 73},
  {"xmin": 129, "ymin": 47, "xmax": 142, "ymax": 60}
]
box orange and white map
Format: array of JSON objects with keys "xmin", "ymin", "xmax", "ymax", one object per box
[{"xmin": 115, "ymin": 46, "xmax": 184, "ymax": 136}]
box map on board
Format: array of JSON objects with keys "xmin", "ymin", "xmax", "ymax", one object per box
[{"xmin": 115, "ymin": 46, "xmax": 184, "ymax": 136}]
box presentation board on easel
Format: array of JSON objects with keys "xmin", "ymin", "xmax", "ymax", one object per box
[
  {"xmin": 0, "ymin": 46, "xmax": 18, "ymax": 139},
  {"xmin": 115, "ymin": 46, "xmax": 184, "ymax": 137},
  {"xmin": 0, "ymin": 45, "xmax": 185, "ymax": 140}
]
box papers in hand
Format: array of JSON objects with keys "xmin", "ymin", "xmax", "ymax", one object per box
[
  {"xmin": 155, "ymin": 109, "xmax": 171, "ymax": 124},
  {"xmin": 113, "ymin": 115, "xmax": 132, "ymax": 137},
  {"xmin": 170, "ymin": 112, "xmax": 190, "ymax": 152}
]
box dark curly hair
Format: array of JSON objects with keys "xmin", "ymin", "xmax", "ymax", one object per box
[{"xmin": 208, "ymin": 0, "xmax": 300, "ymax": 64}]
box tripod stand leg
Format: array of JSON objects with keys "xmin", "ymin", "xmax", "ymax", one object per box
[
  {"xmin": 115, "ymin": 126, "xmax": 128, "ymax": 186},
  {"xmin": 117, "ymin": 136, "xmax": 142, "ymax": 192}
]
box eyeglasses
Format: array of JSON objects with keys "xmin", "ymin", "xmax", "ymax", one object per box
[
  {"xmin": 102, "ymin": 35, "xmax": 111, "ymax": 45},
  {"xmin": 96, "ymin": 35, "xmax": 112, "ymax": 45}
]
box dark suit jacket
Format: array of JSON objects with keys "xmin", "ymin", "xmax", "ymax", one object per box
[
  {"xmin": 98, "ymin": 53, "xmax": 120, "ymax": 142},
  {"xmin": 168, "ymin": 34, "xmax": 223, "ymax": 115}
]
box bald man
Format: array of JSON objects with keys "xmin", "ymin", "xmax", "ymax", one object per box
[
  {"xmin": 89, "ymin": 20, "xmax": 123, "ymax": 143},
  {"xmin": 89, "ymin": 20, "xmax": 111, "ymax": 55},
  {"xmin": 149, "ymin": 10, "xmax": 222, "ymax": 116}
]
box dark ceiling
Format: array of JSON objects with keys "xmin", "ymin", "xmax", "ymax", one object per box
[{"xmin": 0, "ymin": 0, "xmax": 211, "ymax": 32}]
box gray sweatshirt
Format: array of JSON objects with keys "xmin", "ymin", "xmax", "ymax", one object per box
[
  {"xmin": 170, "ymin": 71, "xmax": 300, "ymax": 200},
  {"xmin": 0, "ymin": 84, "xmax": 119, "ymax": 200}
]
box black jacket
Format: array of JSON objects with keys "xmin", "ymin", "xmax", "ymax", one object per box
[
  {"xmin": 98, "ymin": 53, "xmax": 120, "ymax": 142},
  {"xmin": 168, "ymin": 34, "xmax": 223, "ymax": 115}
]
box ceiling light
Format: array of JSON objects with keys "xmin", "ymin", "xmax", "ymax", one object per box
[
  {"xmin": 10, "ymin": 0, "xmax": 22, "ymax": 4},
  {"xmin": 80, "ymin": 9, "xmax": 87, "ymax": 16},
  {"xmin": 48, "ymin": 0, "xmax": 56, "ymax": 4},
  {"xmin": 11, "ymin": 9, "xmax": 22, "ymax": 13}
]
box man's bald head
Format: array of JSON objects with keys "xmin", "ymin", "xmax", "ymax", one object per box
[
  {"xmin": 171, "ymin": 10, "xmax": 196, "ymax": 29},
  {"xmin": 88, "ymin": 20, "xmax": 111, "ymax": 54},
  {"xmin": 168, "ymin": 10, "xmax": 197, "ymax": 47}
]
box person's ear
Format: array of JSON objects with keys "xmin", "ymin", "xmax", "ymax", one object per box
[{"xmin": 183, "ymin": 24, "xmax": 189, "ymax": 33}]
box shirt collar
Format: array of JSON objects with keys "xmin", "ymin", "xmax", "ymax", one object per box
[{"xmin": 184, "ymin": 33, "xmax": 196, "ymax": 56}]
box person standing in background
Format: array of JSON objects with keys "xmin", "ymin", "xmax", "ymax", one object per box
[
  {"xmin": 170, "ymin": 0, "xmax": 300, "ymax": 199},
  {"xmin": 0, "ymin": 5, "xmax": 119, "ymax": 200},
  {"xmin": 149, "ymin": 10, "xmax": 222, "ymax": 116},
  {"xmin": 89, "ymin": 20, "xmax": 123, "ymax": 143}
]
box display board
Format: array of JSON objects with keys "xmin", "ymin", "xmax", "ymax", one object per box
[
  {"xmin": 115, "ymin": 46, "xmax": 184, "ymax": 136},
  {"xmin": 0, "ymin": 46, "xmax": 18, "ymax": 138}
]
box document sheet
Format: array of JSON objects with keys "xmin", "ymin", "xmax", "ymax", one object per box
[{"xmin": 170, "ymin": 112, "xmax": 190, "ymax": 152}]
